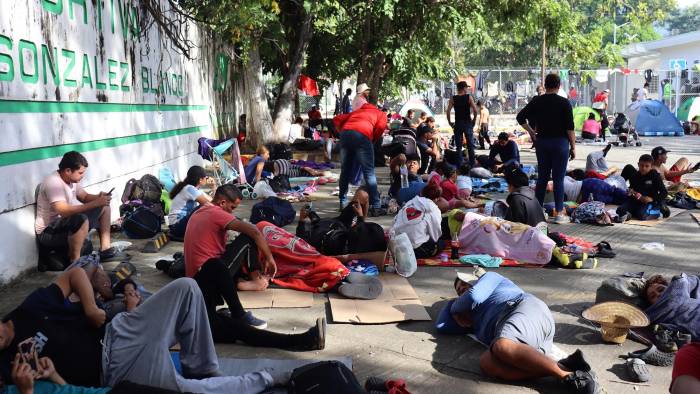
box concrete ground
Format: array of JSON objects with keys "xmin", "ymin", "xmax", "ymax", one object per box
[{"xmin": 2, "ymin": 135, "xmax": 700, "ymax": 393}]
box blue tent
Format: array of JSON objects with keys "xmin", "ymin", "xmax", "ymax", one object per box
[{"xmin": 625, "ymin": 100, "xmax": 684, "ymax": 136}]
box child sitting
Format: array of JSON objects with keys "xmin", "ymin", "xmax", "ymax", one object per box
[
  {"xmin": 440, "ymin": 165, "xmax": 458, "ymax": 200},
  {"xmin": 456, "ymin": 164, "xmax": 472, "ymax": 199},
  {"xmin": 617, "ymin": 154, "xmax": 670, "ymax": 221}
]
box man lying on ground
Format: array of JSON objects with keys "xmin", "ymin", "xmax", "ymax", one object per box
[
  {"xmin": 617, "ymin": 155, "xmax": 670, "ymax": 221},
  {"xmin": 562, "ymin": 169, "xmax": 627, "ymax": 205},
  {"xmin": 585, "ymin": 144, "xmax": 618, "ymax": 179},
  {"xmin": 35, "ymin": 151, "xmax": 123, "ymax": 271},
  {"xmin": 0, "ymin": 270, "xmax": 293, "ymax": 393},
  {"xmin": 643, "ymin": 274, "xmax": 699, "ymax": 341},
  {"xmin": 436, "ymin": 272, "xmax": 599, "ymax": 393},
  {"xmin": 651, "ymin": 146, "xmax": 699, "ymax": 184}
]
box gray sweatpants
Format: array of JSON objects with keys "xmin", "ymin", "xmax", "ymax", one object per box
[{"xmin": 101, "ymin": 278, "xmax": 273, "ymax": 393}]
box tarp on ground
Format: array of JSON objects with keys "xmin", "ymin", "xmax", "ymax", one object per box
[
  {"xmin": 398, "ymin": 100, "xmax": 435, "ymax": 118},
  {"xmin": 625, "ymin": 100, "xmax": 684, "ymax": 136},
  {"xmin": 677, "ymin": 97, "xmax": 700, "ymax": 122}
]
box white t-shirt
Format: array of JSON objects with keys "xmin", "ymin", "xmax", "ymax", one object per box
[
  {"xmin": 636, "ymin": 87, "xmax": 648, "ymax": 101},
  {"xmin": 391, "ymin": 196, "xmax": 442, "ymax": 248},
  {"xmin": 288, "ymin": 124, "xmax": 303, "ymax": 143},
  {"xmin": 456, "ymin": 175, "xmax": 472, "ymax": 191},
  {"xmin": 168, "ymin": 184, "xmax": 204, "ymax": 225},
  {"xmin": 35, "ymin": 172, "xmax": 85, "ymax": 234},
  {"xmin": 563, "ymin": 176, "xmax": 583, "ymax": 201}
]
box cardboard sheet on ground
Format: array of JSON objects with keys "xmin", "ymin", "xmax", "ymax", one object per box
[
  {"xmin": 238, "ymin": 288, "xmax": 314, "ymax": 309},
  {"xmin": 329, "ymin": 274, "xmax": 431, "ymax": 324},
  {"xmin": 606, "ymin": 205, "xmax": 684, "ymax": 227}
]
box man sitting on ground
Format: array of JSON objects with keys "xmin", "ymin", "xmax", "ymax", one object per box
[
  {"xmin": 184, "ymin": 185, "xmax": 274, "ymax": 329},
  {"xmin": 0, "ymin": 270, "xmax": 293, "ymax": 393},
  {"xmin": 617, "ymin": 154, "xmax": 670, "ymax": 221},
  {"xmin": 35, "ymin": 151, "xmax": 122, "ymax": 271},
  {"xmin": 585, "ymin": 144, "xmax": 618, "ymax": 179},
  {"xmin": 651, "ymin": 146, "xmax": 699, "ymax": 184},
  {"xmin": 416, "ymin": 117, "xmax": 439, "ymax": 174},
  {"xmin": 483, "ymin": 132, "xmax": 520, "ymax": 172},
  {"xmin": 436, "ymin": 271, "xmax": 599, "ymax": 393}
]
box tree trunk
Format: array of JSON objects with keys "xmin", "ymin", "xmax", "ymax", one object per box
[
  {"xmin": 271, "ymin": 9, "xmax": 314, "ymax": 142},
  {"xmin": 244, "ymin": 44, "xmax": 274, "ymax": 149}
]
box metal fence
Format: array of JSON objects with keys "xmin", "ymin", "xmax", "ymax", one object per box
[{"xmin": 406, "ymin": 68, "xmax": 700, "ymax": 120}]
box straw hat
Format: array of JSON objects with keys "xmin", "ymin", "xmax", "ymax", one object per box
[{"xmin": 583, "ymin": 302, "xmax": 650, "ymax": 344}]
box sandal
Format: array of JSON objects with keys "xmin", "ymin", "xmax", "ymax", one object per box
[
  {"xmin": 625, "ymin": 358, "xmax": 651, "ymax": 382},
  {"xmin": 627, "ymin": 345, "xmax": 675, "ymax": 367},
  {"xmin": 594, "ymin": 241, "xmax": 616, "ymax": 258}
]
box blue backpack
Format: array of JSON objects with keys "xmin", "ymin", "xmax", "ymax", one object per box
[{"xmin": 250, "ymin": 197, "xmax": 296, "ymax": 227}]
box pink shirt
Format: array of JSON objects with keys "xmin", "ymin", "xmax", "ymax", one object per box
[
  {"xmin": 183, "ymin": 205, "xmax": 236, "ymax": 277},
  {"xmin": 581, "ymin": 119, "xmax": 601, "ymax": 136},
  {"xmin": 35, "ymin": 172, "xmax": 85, "ymax": 234}
]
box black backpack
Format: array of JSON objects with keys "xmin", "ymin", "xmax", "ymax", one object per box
[
  {"xmin": 122, "ymin": 206, "xmax": 162, "ymax": 239},
  {"xmin": 348, "ymin": 221, "xmax": 387, "ymax": 254},
  {"xmin": 122, "ymin": 175, "xmax": 163, "ymax": 205},
  {"xmin": 307, "ymin": 219, "xmax": 349, "ymax": 256},
  {"xmin": 266, "ymin": 142, "xmax": 292, "ymax": 161},
  {"xmin": 250, "ymin": 197, "xmax": 296, "ymax": 227},
  {"xmin": 288, "ymin": 361, "xmax": 364, "ymax": 394},
  {"xmin": 268, "ymin": 174, "xmax": 291, "ymax": 193}
]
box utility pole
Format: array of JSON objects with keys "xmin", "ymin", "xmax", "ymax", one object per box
[{"xmin": 541, "ymin": 29, "xmax": 547, "ymax": 85}]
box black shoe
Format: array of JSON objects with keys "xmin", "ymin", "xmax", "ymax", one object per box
[
  {"xmin": 653, "ymin": 325, "xmax": 678, "ymax": 353},
  {"xmin": 369, "ymin": 207, "xmax": 387, "ymax": 217},
  {"xmin": 562, "ymin": 370, "xmax": 600, "ymax": 394},
  {"xmin": 558, "ymin": 349, "xmax": 592, "ymax": 372},
  {"xmin": 659, "ymin": 202, "xmax": 671, "ymax": 218},
  {"xmin": 156, "ymin": 259, "xmax": 173, "ymax": 272},
  {"xmin": 675, "ymin": 331, "xmax": 692, "ymax": 349},
  {"xmin": 365, "ymin": 376, "xmax": 387, "ymax": 392}
]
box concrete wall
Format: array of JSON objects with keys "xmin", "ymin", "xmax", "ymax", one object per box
[{"xmin": 0, "ymin": 0, "xmax": 241, "ymax": 284}]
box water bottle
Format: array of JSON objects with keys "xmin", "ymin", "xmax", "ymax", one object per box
[
  {"xmin": 588, "ymin": 193, "xmax": 594, "ymax": 202},
  {"xmin": 400, "ymin": 164, "xmax": 409, "ymax": 188}
]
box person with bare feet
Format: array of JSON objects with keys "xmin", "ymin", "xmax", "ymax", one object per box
[
  {"xmin": 436, "ymin": 272, "xmax": 599, "ymax": 393},
  {"xmin": 184, "ymin": 184, "xmax": 275, "ymax": 329}
]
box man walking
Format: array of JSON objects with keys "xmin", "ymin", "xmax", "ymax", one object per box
[
  {"xmin": 333, "ymin": 103, "xmax": 388, "ymax": 216},
  {"xmin": 477, "ymin": 100, "xmax": 491, "ymax": 150},
  {"xmin": 341, "ymin": 88, "xmax": 352, "ymax": 114},
  {"xmin": 446, "ymin": 81, "xmax": 479, "ymax": 166}
]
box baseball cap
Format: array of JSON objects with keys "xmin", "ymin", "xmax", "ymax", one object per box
[
  {"xmin": 456, "ymin": 271, "xmax": 479, "ymax": 286},
  {"xmin": 651, "ymin": 146, "xmax": 669, "ymax": 158},
  {"xmin": 356, "ymin": 83, "xmax": 370, "ymax": 93},
  {"xmin": 604, "ymin": 89, "xmax": 610, "ymax": 93}
]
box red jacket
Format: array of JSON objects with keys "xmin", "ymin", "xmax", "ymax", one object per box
[{"xmin": 333, "ymin": 103, "xmax": 387, "ymax": 142}]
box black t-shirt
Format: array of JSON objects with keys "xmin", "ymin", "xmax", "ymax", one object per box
[
  {"xmin": 452, "ymin": 94, "xmax": 471, "ymax": 121},
  {"xmin": 516, "ymin": 94, "xmax": 574, "ymax": 139},
  {"xmin": 0, "ymin": 285, "xmax": 104, "ymax": 387},
  {"xmin": 628, "ymin": 169, "xmax": 668, "ymax": 202}
]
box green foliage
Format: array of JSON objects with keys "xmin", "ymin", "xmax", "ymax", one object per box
[{"xmin": 665, "ymin": 5, "xmax": 700, "ymax": 35}]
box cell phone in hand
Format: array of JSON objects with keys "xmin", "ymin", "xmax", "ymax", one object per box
[
  {"xmin": 693, "ymin": 162, "xmax": 700, "ymax": 172},
  {"xmin": 107, "ymin": 187, "xmax": 115, "ymax": 195},
  {"xmin": 18, "ymin": 338, "xmax": 38, "ymax": 372}
]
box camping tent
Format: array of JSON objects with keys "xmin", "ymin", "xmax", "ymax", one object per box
[
  {"xmin": 398, "ymin": 100, "xmax": 435, "ymax": 119},
  {"xmin": 573, "ymin": 106, "xmax": 601, "ymax": 131},
  {"xmin": 677, "ymin": 97, "xmax": 700, "ymax": 122},
  {"xmin": 624, "ymin": 100, "xmax": 683, "ymax": 136}
]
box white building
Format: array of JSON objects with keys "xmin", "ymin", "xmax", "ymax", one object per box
[{"xmin": 621, "ymin": 30, "xmax": 700, "ymax": 103}]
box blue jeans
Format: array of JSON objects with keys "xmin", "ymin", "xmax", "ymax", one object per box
[
  {"xmin": 454, "ymin": 119, "xmax": 476, "ymax": 167},
  {"xmin": 339, "ymin": 131, "xmax": 380, "ymax": 208},
  {"xmin": 535, "ymin": 137, "xmax": 569, "ymax": 212}
]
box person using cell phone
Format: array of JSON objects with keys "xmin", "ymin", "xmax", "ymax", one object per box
[{"xmin": 34, "ymin": 151, "xmax": 125, "ymax": 271}]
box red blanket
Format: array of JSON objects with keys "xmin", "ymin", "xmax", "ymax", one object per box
[{"xmin": 256, "ymin": 221, "xmax": 349, "ymax": 293}]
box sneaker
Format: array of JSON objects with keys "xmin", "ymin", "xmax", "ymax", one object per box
[
  {"xmin": 100, "ymin": 247, "xmax": 130, "ymax": 263},
  {"xmin": 562, "ymin": 370, "xmax": 600, "ymax": 394},
  {"xmin": 552, "ymin": 213, "xmax": 570, "ymax": 224},
  {"xmin": 242, "ymin": 311, "xmax": 268, "ymax": 329},
  {"xmin": 659, "ymin": 202, "xmax": 671, "ymax": 218},
  {"xmin": 338, "ymin": 275, "xmax": 383, "ymax": 300},
  {"xmin": 558, "ymin": 349, "xmax": 592, "ymax": 372},
  {"xmin": 615, "ymin": 212, "xmax": 630, "ymax": 223},
  {"xmin": 369, "ymin": 207, "xmax": 387, "ymax": 217}
]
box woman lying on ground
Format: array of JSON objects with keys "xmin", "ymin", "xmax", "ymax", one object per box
[{"xmin": 266, "ymin": 159, "xmax": 328, "ymax": 178}]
